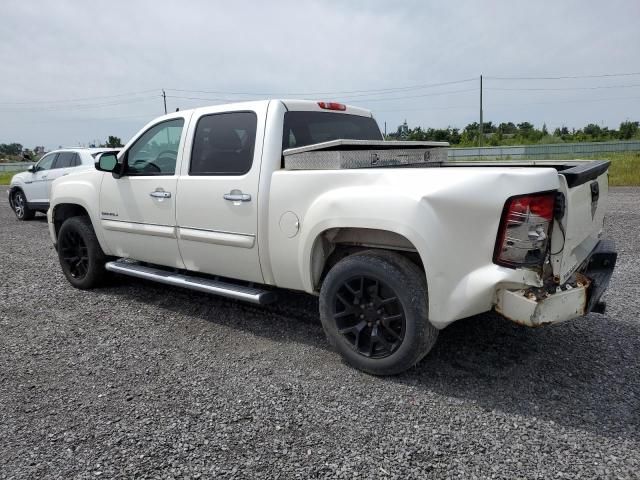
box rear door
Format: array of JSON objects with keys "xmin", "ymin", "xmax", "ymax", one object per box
[
  {"xmin": 45, "ymin": 151, "xmax": 78, "ymax": 199},
  {"xmin": 550, "ymin": 162, "xmax": 609, "ymax": 283},
  {"xmin": 99, "ymin": 115, "xmax": 189, "ymax": 268},
  {"xmin": 176, "ymin": 103, "xmax": 266, "ymax": 283}
]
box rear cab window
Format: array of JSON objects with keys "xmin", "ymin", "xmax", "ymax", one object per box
[{"xmin": 282, "ymin": 111, "xmax": 382, "ymax": 151}]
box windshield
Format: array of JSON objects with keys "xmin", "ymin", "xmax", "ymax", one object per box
[{"xmin": 282, "ymin": 111, "xmax": 382, "ymax": 150}]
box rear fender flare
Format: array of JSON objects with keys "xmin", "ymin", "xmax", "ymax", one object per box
[{"xmin": 298, "ymin": 188, "xmax": 435, "ymax": 294}]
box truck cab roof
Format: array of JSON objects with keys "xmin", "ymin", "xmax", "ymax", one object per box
[{"xmin": 158, "ymin": 99, "xmax": 374, "ymax": 123}]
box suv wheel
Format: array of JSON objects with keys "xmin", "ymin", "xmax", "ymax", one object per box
[
  {"xmin": 12, "ymin": 190, "xmax": 35, "ymax": 220},
  {"xmin": 319, "ymin": 250, "xmax": 438, "ymax": 375},
  {"xmin": 57, "ymin": 216, "xmax": 106, "ymax": 289}
]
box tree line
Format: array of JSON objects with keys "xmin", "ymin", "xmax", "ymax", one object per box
[
  {"xmin": 388, "ymin": 120, "xmax": 640, "ymax": 146},
  {"xmin": 0, "ymin": 143, "xmax": 24, "ymax": 156},
  {"xmin": 0, "ymin": 136, "xmax": 123, "ymax": 161}
]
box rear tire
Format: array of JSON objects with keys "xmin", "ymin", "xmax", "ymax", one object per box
[
  {"xmin": 12, "ymin": 190, "xmax": 35, "ymax": 220},
  {"xmin": 319, "ymin": 250, "xmax": 438, "ymax": 375},
  {"xmin": 57, "ymin": 216, "xmax": 106, "ymax": 289}
]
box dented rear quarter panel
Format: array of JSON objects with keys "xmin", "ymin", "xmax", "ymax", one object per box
[{"xmin": 267, "ymin": 166, "xmax": 561, "ymax": 329}]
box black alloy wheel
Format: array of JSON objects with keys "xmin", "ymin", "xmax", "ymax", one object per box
[
  {"xmin": 59, "ymin": 228, "xmax": 90, "ymax": 279},
  {"xmin": 333, "ymin": 275, "xmax": 406, "ymax": 358},
  {"xmin": 319, "ymin": 250, "xmax": 438, "ymax": 375},
  {"xmin": 57, "ymin": 216, "xmax": 107, "ymax": 289}
]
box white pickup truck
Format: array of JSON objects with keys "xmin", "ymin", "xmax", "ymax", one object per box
[{"xmin": 48, "ymin": 99, "xmax": 617, "ymax": 375}]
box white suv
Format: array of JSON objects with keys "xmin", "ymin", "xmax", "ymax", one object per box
[{"xmin": 8, "ymin": 148, "xmax": 119, "ymax": 220}]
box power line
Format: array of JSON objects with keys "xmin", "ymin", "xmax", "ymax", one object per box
[
  {"xmin": 167, "ymin": 87, "xmax": 480, "ymax": 105},
  {"xmin": 485, "ymin": 72, "xmax": 640, "ymax": 80},
  {"xmin": 2, "ymin": 70, "xmax": 639, "ymax": 106},
  {"xmin": 26, "ymin": 111, "xmax": 162, "ymax": 124},
  {"xmin": 488, "ymin": 94, "xmax": 640, "ymax": 108},
  {"xmin": 164, "ymin": 78, "xmax": 477, "ymax": 98},
  {"xmin": 342, "ymin": 88, "xmax": 479, "ymax": 103},
  {"xmin": 488, "ymin": 83, "xmax": 640, "ymax": 92},
  {"xmin": 165, "ymin": 95, "xmax": 236, "ymax": 103},
  {"xmin": 0, "ymin": 95, "xmax": 160, "ymax": 113},
  {"xmin": 374, "ymin": 104, "xmax": 476, "ymax": 113},
  {"xmin": 4, "ymin": 81, "xmax": 477, "ymax": 108},
  {"xmin": 0, "ymin": 89, "xmax": 159, "ymax": 106}
]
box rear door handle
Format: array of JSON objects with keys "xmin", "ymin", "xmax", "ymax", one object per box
[
  {"xmin": 223, "ymin": 191, "xmax": 251, "ymax": 202},
  {"xmin": 150, "ymin": 190, "xmax": 171, "ymax": 198}
]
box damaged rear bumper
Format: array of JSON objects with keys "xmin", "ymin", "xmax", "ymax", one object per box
[{"xmin": 495, "ymin": 239, "xmax": 617, "ymax": 327}]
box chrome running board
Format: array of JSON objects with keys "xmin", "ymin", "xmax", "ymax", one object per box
[{"xmin": 105, "ymin": 260, "xmax": 276, "ymax": 305}]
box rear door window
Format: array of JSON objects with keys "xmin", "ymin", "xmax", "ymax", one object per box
[
  {"xmin": 54, "ymin": 152, "xmax": 78, "ymax": 169},
  {"xmin": 190, "ymin": 112, "xmax": 257, "ymax": 175}
]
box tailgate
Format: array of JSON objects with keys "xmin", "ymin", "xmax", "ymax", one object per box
[{"xmin": 550, "ymin": 161, "xmax": 610, "ymax": 283}]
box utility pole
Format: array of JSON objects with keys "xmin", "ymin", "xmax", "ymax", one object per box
[
  {"xmin": 162, "ymin": 89, "xmax": 167, "ymax": 114},
  {"xmin": 384, "ymin": 121, "xmax": 387, "ymax": 137},
  {"xmin": 479, "ymin": 75, "xmax": 483, "ymax": 147}
]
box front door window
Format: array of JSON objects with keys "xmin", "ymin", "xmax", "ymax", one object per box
[
  {"xmin": 36, "ymin": 153, "xmax": 57, "ymax": 171},
  {"xmin": 125, "ymin": 119, "xmax": 184, "ymax": 176}
]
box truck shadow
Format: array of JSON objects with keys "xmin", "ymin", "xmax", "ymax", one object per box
[
  {"xmin": 397, "ymin": 311, "xmax": 640, "ymax": 439},
  {"xmin": 106, "ymin": 277, "xmax": 640, "ymax": 439}
]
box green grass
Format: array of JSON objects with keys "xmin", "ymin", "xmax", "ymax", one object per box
[
  {"xmin": 0, "ymin": 171, "xmax": 16, "ymax": 185},
  {"xmin": 593, "ymin": 152, "xmax": 640, "ymax": 186}
]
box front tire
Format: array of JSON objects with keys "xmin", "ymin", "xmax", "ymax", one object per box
[
  {"xmin": 319, "ymin": 250, "xmax": 438, "ymax": 375},
  {"xmin": 12, "ymin": 190, "xmax": 35, "ymax": 220},
  {"xmin": 57, "ymin": 216, "xmax": 106, "ymax": 289}
]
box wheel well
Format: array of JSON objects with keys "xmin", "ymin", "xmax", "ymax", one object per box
[
  {"xmin": 311, "ymin": 227, "xmax": 424, "ymax": 291},
  {"xmin": 53, "ymin": 204, "xmax": 90, "ymax": 238}
]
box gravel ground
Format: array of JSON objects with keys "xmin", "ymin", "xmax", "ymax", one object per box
[{"xmin": 1, "ymin": 185, "xmax": 639, "ymax": 479}]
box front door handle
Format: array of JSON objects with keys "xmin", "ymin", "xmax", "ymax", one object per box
[
  {"xmin": 223, "ymin": 191, "xmax": 251, "ymax": 202},
  {"xmin": 150, "ymin": 190, "xmax": 171, "ymax": 198}
]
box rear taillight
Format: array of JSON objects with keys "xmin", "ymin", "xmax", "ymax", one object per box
[
  {"xmin": 317, "ymin": 101, "xmax": 346, "ymax": 111},
  {"xmin": 494, "ymin": 191, "xmax": 556, "ymax": 268}
]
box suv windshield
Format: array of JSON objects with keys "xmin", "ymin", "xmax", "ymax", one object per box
[{"xmin": 282, "ymin": 111, "xmax": 382, "ymax": 150}]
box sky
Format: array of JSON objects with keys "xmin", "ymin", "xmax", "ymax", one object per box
[{"xmin": 1, "ymin": 0, "xmax": 639, "ymax": 149}]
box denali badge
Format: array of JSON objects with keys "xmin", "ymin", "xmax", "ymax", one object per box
[{"xmin": 101, "ymin": 211, "xmax": 118, "ymax": 217}]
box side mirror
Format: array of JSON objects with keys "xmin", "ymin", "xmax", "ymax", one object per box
[
  {"xmin": 95, "ymin": 152, "xmax": 121, "ymax": 177},
  {"xmin": 27, "ymin": 165, "xmax": 36, "ymax": 173}
]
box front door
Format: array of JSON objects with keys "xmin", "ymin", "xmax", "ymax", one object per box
[
  {"xmin": 99, "ymin": 116, "xmax": 189, "ymax": 268},
  {"xmin": 176, "ymin": 106, "xmax": 265, "ymax": 283},
  {"xmin": 28, "ymin": 152, "xmax": 58, "ymax": 203}
]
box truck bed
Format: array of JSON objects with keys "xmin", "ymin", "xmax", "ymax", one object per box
[
  {"xmin": 283, "ymin": 139, "xmax": 610, "ymax": 188},
  {"xmin": 446, "ymin": 159, "xmax": 611, "ymax": 188}
]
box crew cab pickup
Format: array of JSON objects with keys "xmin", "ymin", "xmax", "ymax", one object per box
[{"xmin": 48, "ymin": 99, "xmax": 617, "ymax": 375}]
